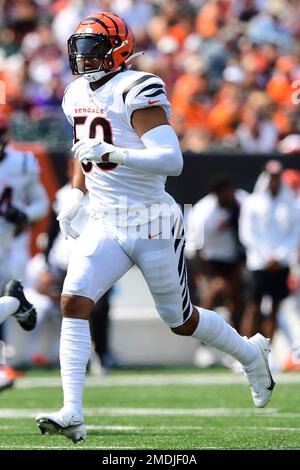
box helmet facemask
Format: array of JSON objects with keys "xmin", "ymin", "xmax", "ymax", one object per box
[{"xmin": 68, "ymin": 33, "xmax": 113, "ymax": 82}]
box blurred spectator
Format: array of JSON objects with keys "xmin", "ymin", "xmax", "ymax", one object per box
[
  {"xmin": 278, "ymin": 134, "xmax": 300, "ymax": 154},
  {"xmin": 239, "ymin": 160, "xmax": 299, "ymax": 340},
  {"xmin": 181, "ymin": 127, "xmax": 212, "ymax": 153},
  {"xmin": 237, "ymin": 107, "xmax": 278, "ymax": 153},
  {"xmin": 186, "ymin": 175, "xmax": 247, "ymax": 330},
  {"xmin": 171, "ymin": 54, "xmax": 211, "ymax": 133}
]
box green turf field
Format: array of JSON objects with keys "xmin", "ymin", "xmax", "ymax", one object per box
[{"xmin": 0, "ymin": 369, "xmax": 300, "ymax": 450}]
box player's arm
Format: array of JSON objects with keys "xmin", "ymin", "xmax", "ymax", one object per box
[
  {"xmin": 131, "ymin": 106, "xmax": 169, "ymax": 136},
  {"xmin": 59, "ymin": 86, "xmax": 88, "ymax": 239},
  {"xmin": 125, "ymin": 106, "xmax": 183, "ymax": 175},
  {"xmin": 57, "ymin": 159, "xmax": 87, "ymax": 240},
  {"xmin": 24, "ymin": 179, "xmax": 49, "ymax": 224},
  {"xmin": 23, "ymin": 154, "xmax": 49, "ymax": 223},
  {"xmin": 4, "ymin": 154, "xmax": 49, "ymax": 234},
  {"xmin": 72, "ymin": 157, "xmax": 87, "ymax": 194},
  {"xmin": 73, "ymin": 108, "xmax": 183, "ymax": 177}
]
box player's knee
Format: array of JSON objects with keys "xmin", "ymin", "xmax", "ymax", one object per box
[
  {"xmin": 171, "ymin": 307, "xmax": 199, "ymax": 336},
  {"xmin": 61, "ymin": 294, "xmax": 94, "ymax": 320}
]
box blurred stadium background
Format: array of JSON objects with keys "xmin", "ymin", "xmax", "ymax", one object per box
[{"xmin": 1, "ymin": 0, "xmax": 300, "ymax": 447}]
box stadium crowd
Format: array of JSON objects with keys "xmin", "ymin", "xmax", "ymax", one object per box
[{"xmin": 1, "ymin": 0, "xmax": 300, "ymax": 153}]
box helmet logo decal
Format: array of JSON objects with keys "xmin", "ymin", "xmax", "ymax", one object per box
[{"xmin": 78, "ymin": 27, "xmax": 93, "ymax": 33}]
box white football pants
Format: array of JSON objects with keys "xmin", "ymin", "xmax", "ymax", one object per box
[{"xmin": 62, "ymin": 209, "xmax": 193, "ymax": 328}]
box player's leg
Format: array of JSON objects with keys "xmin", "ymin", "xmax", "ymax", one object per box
[
  {"xmin": 262, "ymin": 267, "xmax": 290, "ymax": 340},
  {"xmin": 0, "ymin": 279, "xmax": 37, "ymax": 393},
  {"xmin": 0, "ymin": 280, "xmax": 36, "ymax": 330},
  {"xmin": 0, "ymin": 271, "xmax": 20, "ymax": 325},
  {"xmin": 135, "ymin": 211, "xmax": 275, "ymax": 408},
  {"xmin": 0, "ymin": 337, "xmax": 14, "ymax": 392},
  {"xmin": 90, "ymin": 290, "xmax": 117, "ymax": 371},
  {"xmin": 198, "ymin": 260, "xmax": 226, "ymax": 311},
  {"xmin": 240, "ymin": 270, "xmax": 266, "ymax": 337},
  {"xmin": 262, "ymin": 299, "xmax": 280, "ymax": 340},
  {"xmin": 0, "ymin": 366, "xmax": 14, "ymax": 392},
  {"xmin": 223, "ymin": 263, "xmax": 244, "ymax": 331},
  {"xmin": 0, "ymin": 296, "xmax": 20, "ymax": 324},
  {"xmin": 36, "ymin": 222, "xmax": 133, "ymax": 441}
]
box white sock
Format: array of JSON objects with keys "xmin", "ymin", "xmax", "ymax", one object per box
[
  {"xmin": 0, "ymin": 297, "xmax": 20, "ymax": 324},
  {"xmin": 192, "ymin": 307, "xmax": 258, "ymax": 367},
  {"xmin": 60, "ymin": 318, "xmax": 91, "ymax": 419}
]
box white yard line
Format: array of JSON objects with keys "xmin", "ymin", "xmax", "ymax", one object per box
[
  {"xmin": 88, "ymin": 425, "xmax": 300, "ymax": 432},
  {"xmin": 87, "ymin": 425, "xmax": 300, "ymax": 432},
  {"xmin": 87, "ymin": 425, "xmax": 206, "ymax": 431},
  {"xmin": 1, "ymin": 423, "xmax": 299, "ymax": 432},
  {"xmin": 88, "ymin": 425, "xmax": 140, "ymax": 431},
  {"xmin": 0, "ymin": 407, "xmax": 290, "ymax": 419},
  {"xmin": 264, "ymin": 427, "xmax": 300, "ymax": 431},
  {"xmin": 14, "ymin": 372, "xmax": 300, "ymax": 389}
]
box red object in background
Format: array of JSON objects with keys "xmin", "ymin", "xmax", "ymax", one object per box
[
  {"xmin": 282, "ymin": 353, "xmax": 300, "ymax": 372},
  {"xmin": 12, "ymin": 142, "xmax": 60, "ymax": 255},
  {"xmin": 282, "ymin": 169, "xmax": 300, "ymax": 192},
  {"xmin": 32, "ymin": 354, "xmax": 50, "ymax": 367}
]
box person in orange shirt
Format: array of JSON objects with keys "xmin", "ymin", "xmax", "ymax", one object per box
[
  {"xmin": 207, "ymin": 81, "xmax": 244, "ymax": 139},
  {"xmin": 171, "ymin": 58, "xmax": 211, "ymax": 132}
]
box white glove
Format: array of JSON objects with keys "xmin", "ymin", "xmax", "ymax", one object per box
[
  {"xmin": 72, "ymin": 139, "xmax": 125, "ymax": 165},
  {"xmin": 57, "ymin": 188, "xmax": 84, "ymax": 240}
]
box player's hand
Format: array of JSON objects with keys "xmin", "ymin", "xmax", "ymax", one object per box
[
  {"xmin": 56, "ymin": 188, "xmax": 84, "ymax": 240},
  {"xmin": 4, "ymin": 206, "xmax": 28, "ymax": 225},
  {"xmin": 72, "ymin": 138, "xmax": 115, "ymax": 164},
  {"xmin": 3, "ymin": 206, "xmax": 28, "ymax": 234}
]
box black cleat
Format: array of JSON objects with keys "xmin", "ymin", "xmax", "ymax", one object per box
[{"xmin": 4, "ymin": 280, "xmax": 37, "ymax": 331}]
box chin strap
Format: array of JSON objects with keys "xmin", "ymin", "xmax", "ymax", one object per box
[
  {"xmin": 106, "ymin": 51, "xmax": 145, "ymax": 72},
  {"xmin": 84, "ymin": 51, "xmax": 145, "ymax": 81}
]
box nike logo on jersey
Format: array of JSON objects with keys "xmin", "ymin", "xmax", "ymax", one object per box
[
  {"xmin": 148, "ymin": 232, "xmax": 162, "ymax": 239},
  {"xmin": 148, "ymin": 99, "xmax": 160, "ymax": 105}
]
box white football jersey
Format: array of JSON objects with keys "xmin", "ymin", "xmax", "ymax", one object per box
[
  {"xmin": 62, "ymin": 70, "xmax": 175, "ymax": 225},
  {"xmin": 0, "ymin": 146, "xmax": 40, "ymax": 260}
]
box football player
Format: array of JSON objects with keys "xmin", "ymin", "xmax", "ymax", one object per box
[
  {"xmin": 36, "ymin": 12, "xmax": 275, "ymax": 443},
  {"xmin": 0, "ymin": 115, "xmax": 49, "ymax": 324},
  {"xmin": 0, "ymin": 115, "xmax": 49, "ymax": 294},
  {"xmin": 0, "ymin": 115, "xmax": 49, "ymax": 390}
]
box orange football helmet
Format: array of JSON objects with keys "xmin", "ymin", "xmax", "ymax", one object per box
[{"xmin": 68, "ymin": 12, "xmax": 135, "ymax": 82}]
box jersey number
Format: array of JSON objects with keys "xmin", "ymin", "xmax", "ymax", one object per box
[{"xmin": 73, "ymin": 116, "xmax": 117, "ymax": 173}]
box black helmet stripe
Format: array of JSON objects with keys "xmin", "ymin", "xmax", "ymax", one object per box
[
  {"xmin": 84, "ymin": 17, "xmax": 110, "ymax": 34},
  {"xmin": 124, "ymin": 22, "xmax": 128, "ymax": 38},
  {"xmin": 102, "ymin": 13, "xmax": 119, "ymax": 35}
]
